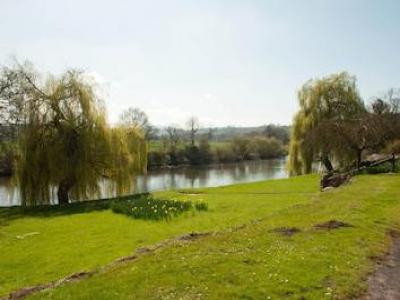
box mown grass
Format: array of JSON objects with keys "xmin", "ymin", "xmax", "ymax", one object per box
[
  {"xmin": 1, "ymin": 174, "xmax": 400, "ymax": 299},
  {"xmin": 0, "ymin": 175, "xmax": 318, "ymax": 297}
]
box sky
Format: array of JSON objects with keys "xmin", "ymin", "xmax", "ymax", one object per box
[{"xmin": 0, "ymin": 0, "xmax": 399, "ymax": 127}]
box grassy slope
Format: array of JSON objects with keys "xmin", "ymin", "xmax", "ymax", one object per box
[
  {"xmin": 1, "ymin": 174, "xmax": 400, "ymax": 299},
  {"xmin": 0, "ymin": 176, "xmax": 317, "ymax": 296}
]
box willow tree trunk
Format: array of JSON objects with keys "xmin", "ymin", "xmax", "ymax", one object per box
[
  {"xmin": 321, "ymin": 153, "xmax": 333, "ymax": 173},
  {"xmin": 356, "ymin": 149, "xmax": 363, "ymax": 170},
  {"xmin": 57, "ymin": 179, "xmax": 73, "ymax": 205},
  {"xmin": 392, "ymin": 153, "xmax": 396, "ymax": 173}
]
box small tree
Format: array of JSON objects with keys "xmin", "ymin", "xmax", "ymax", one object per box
[
  {"xmin": 119, "ymin": 107, "xmax": 155, "ymax": 139},
  {"xmin": 199, "ymin": 137, "xmax": 212, "ymax": 164},
  {"xmin": 251, "ymin": 136, "xmax": 285, "ymax": 159},
  {"xmin": 165, "ymin": 126, "xmax": 182, "ymax": 165},
  {"xmin": 231, "ymin": 137, "xmax": 251, "ymax": 161},
  {"xmin": 186, "ymin": 116, "xmax": 199, "ymax": 147}
]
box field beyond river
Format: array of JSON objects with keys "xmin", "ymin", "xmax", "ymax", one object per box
[{"xmin": 1, "ymin": 174, "xmax": 400, "ymax": 299}]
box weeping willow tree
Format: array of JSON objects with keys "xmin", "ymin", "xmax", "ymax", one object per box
[
  {"xmin": 288, "ymin": 72, "xmax": 365, "ymax": 175},
  {"xmin": 310, "ymin": 113, "xmax": 397, "ymax": 170},
  {"xmin": 1, "ymin": 62, "xmax": 147, "ymax": 205},
  {"xmin": 107, "ymin": 126, "xmax": 148, "ymax": 196}
]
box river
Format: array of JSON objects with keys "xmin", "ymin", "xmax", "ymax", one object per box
[{"xmin": 0, "ymin": 158, "xmax": 288, "ymax": 207}]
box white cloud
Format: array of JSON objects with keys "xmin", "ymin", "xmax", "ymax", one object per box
[{"xmin": 146, "ymin": 106, "xmax": 192, "ymax": 127}]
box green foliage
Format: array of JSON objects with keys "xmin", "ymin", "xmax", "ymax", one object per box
[
  {"xmin": 231, "ymin": 137, "xmax": 252, "ymax": 160},
  {"xmin": 198, "ymin": 138, "xmax": 212, "ymax": 164},
  {"xmin": 212, "ymin": 144, "xmax": 236, "ymax": 163},
  {"xmin": 1, "ymin": 62, "xmax": 147, "ymax": 205},
  {"xmin": 107, "ymin": 126, "xmax": 148, "ymax": 196},
  {"xmin": 147, "ymin": 136, "xmax": 286, "ymax": 168},
  {"xmin": 263, "ymin": 124, "xmax": 290, "ymax": 144},
  {"xmin": 288, "ymin": 72, "xmax": 365, "ymax": 175},
  {"xmin": 250, "ymin": 136, "xmax": 285, "ymax": 159},
  {"xmin": 118, "ymin": 107, "xmax": 156, "ymax": 139},
  {"xmin": 194, "ymin": 201, "xmax": 208, "ymax": 211},
  {"xmin": 184, "ymin": 145, "xmax": 202, "ymax": 165},
  {"xmin": 111, "ymin": 195, "xmax": 207, "ymax": 221},
  {"xmin": 311, "ymin": 113, "xmax": 399, "ymax": 170},
  {"xmin": 360, "ymin": 160, "xmax": 400, "ymax": 174}
]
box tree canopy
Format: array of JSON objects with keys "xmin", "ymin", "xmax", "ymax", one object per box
[
  {"xmin": 288, "ymin": 72, "xmax": 365, "ymax": 175},
  {"xmin": 0, "ymin": 62, "xmax": 147, "ymax": 205},
  {"xmin": 119, "ymin": 107, "xmax": 156, "ymax": 139},
  {"xmin": 288, "ymin": 72, "xmax": 400, "ymax": 176}
]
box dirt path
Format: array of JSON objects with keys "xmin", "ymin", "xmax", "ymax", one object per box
[{"xmin": 362, "ymin": 232, "xmax": 400, "ymax": 300}]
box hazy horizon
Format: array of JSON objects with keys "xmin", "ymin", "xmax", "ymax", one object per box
[{"xmin": 1, "ymin": 0, "xmax": 399, "ymax": 127}]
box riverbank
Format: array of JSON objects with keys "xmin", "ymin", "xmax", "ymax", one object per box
[
  {"xmin": 0, "ymin": 158, "xmax": 288, "ymax": 207},
  {"xmin": 146, "ymin": 156, "xmax": 287, "ymax": 171},
  {"xmin": 1, "ymin": 174, "xmax": 400, "ymax": 299}
]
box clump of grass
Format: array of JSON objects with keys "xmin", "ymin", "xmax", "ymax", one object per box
[
  {"xmin": 194, "ymin": 201, "xmax": 208, "ymax": 211},
  {"xmin": 111, "ymin": 195, "xmax": 207, "ymax": 221}
]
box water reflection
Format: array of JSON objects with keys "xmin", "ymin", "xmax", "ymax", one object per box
[{"xmin": 0, "ymin": 158, "xmax": 288, "ymax": 207}]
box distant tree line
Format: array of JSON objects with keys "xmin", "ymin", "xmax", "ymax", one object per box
[
  {"xmin": 155, "ymin": 124, "xmax": 290, "ymax": 144},
  {"xmin": 0, "ymin": 100, "xmax": 290, "ymax": 174},
  {"xmin": 146, "ymin": 117, "xmax": 287, "ymax": 168}
]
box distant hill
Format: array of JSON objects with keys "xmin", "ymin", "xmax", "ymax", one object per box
[{"xmin": 155, "ymin": 124, "xmax": 290, "ymax": 144}]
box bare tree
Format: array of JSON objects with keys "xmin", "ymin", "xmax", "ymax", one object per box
[
  {"xmin": 186, "ymin": 116, "xmax": 199, "ymax": 147},
  {"xmin": 166, "ymin": 126, "xmax": 181, "ymax": 149},
  {"xmin": 119, "ymin": 107, "xmax": 155, "ymax": 139},
  {"xmin": 165, "ymin": 125, "xmax": 182, "ymax": 165},
  {"xmin": 386, "ymin": 88, "xmax": 400, "ymax": 114},
  {"xmin": 0, "ymin": 61, "xmax": 35, "ymax": 140},
  {"xmin": 371, "ymin": 99, "xmax": 391, "ymax": 115}
]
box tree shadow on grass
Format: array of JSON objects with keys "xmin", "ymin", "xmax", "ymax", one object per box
[{"xmin": 0, "ymin": 193, "xmax": 152, "ymax": 225}]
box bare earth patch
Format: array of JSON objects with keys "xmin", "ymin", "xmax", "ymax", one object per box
[
  {"xmin": 314, "ymin": 220, "xmax": 353, "ymax": 230},
  {"xmin": 361, "ymin": 231, "xmax": 400, "ymax": 300},
  {"xmin": 270, "ymin": 227, "xmax": 301, "ymax": 237},
  {"xmin": 1, "ymin": 231, "xmax": 211, "ymax": 300}
]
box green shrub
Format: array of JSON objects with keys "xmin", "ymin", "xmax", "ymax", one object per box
[
  {"xmin": 250, "ymin": 136, "xmax": 286, "ymax": 159},
  {"xmin": 111, "ymin": 195, "xmax": 207, "ymax": 220},
  {"xmin": 213, "ymin": 145, "xmax": 236, "ymax": 163},
  {"xmin": 362, "ymin": 160, "xmax": 399, "ymax": 174},
  {"xmin": 147, "ymin": 151, "xmax": 166, "ymax": 168},
  {"xmin": 194, "ymin": 201, "xmax": 208, "ymax": 211}
]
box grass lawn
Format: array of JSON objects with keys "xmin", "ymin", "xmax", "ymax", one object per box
[{"xmin": 1, "ymin": 174, "xmax": 400, "ymax": 299}]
